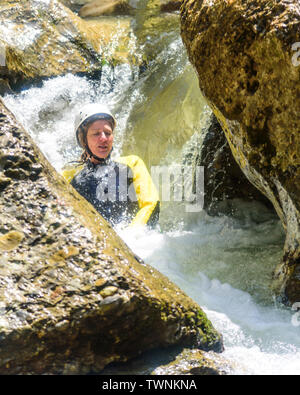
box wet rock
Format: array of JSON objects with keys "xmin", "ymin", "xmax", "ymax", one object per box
[
  {"xmin": 82, "ymin": 16, "xmax": 141, "ymax": 65},
  {"xmin": 0, "ymin": 173, "xmax": 11, "ymax": 191},
  {"xmin": 59, "ymin": 0, "xmax": 87, "ymax": 13},
  {"xmin": 79, "ymin": 0, "xmax": 133, "ymax": 17},
  {"xmin": 180, "ymin": 0, "xmax": 300, "ymax": 304},
  {"xmin": 77, "ymin": 0, "xmax": 181, "ymax": 17},
  {"xmin": 0, "ymin": 231, "xmax": 24, "ymax": 252},
  {"xmin": 0, "ymin": 0, "xmax": 135, "ymax": 88},
  {"xmin": 0, "ymin": 78, "xmax": 13, "ymax": 96},
  {"xmin": 0, "ymin": 99, "xmax": 223, "ymax": 374},
  {"xmin": 184, "ymin": 112, "xmax": 274, "ymax": 217},
  {"xmin": 99, "ymin": 286, "xmax": 118, "ymax": 297},
  {"xmin": 151, "ymin": 348, "xmax": 233, "ymax": 375},
  {"xmin": 160, "ymin": 0, "xmax": 181, "ymax": 13},
  {"xmin": 122, "ymin": 65, "xmax": 206, "ymax": 168},
  {"xmin": 99, "ymin": 346, "xmax": 234, "ymax": 375}
]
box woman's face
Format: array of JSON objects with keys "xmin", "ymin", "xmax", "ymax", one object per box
[{"xmin": 86, "ymin": 119, "xmax": 114, "ymax": 160}]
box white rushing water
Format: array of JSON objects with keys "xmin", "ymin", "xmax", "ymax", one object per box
[
  {"xmin": 3, "ymin": 66, "xmax": 138, "ymax": 170},
  {"xmin": 3, "ymin": 39, "xmax": 300, "ymax": 375},
  {"xmin": 117, "ymin": 213, "xmax": 300, "ymax": 375}
]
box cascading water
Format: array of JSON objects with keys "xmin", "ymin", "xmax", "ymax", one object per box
[{"xmin": 3, "ymin": 8, "xmax": 300, "ymax": 375}]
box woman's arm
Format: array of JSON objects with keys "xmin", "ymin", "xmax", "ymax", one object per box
[{"xmin": 117, "ymin": 155, "xmax": 160, "ymax": 227}]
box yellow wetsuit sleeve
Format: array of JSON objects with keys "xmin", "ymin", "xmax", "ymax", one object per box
[
  {"xmin": 117, "ymin": 155, "xmax": 160, "ymax": 227},
  {"xmin": 61, "ymin": 165, "xmax": 84, "ymax": 183}
]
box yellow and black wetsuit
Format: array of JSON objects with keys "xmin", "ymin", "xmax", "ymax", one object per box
[{"xmin": 62, "ymin": 154, "xmax": 160, "ymax": 228}]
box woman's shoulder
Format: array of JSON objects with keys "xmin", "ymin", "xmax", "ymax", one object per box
[
  {"xmin": 115, "ymin": 154, "xmax": 144, "ymax": 168},
  {"xmin": 61, "ymin": 163, "xmax": 85, "ymax": 183}
]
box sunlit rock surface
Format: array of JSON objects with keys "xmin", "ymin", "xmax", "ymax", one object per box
[
  {"xmin": 100, "ymin": 346, "xmax": 234, "ymax": 375},
  {"xmin": 78, "ymin": 0, "xmax": 133, "ymax": 17},
  {"xmin": 122, "ymin": 65, "xmax": 207, "ymax": 168},
  {"xmin": 0, "ymin": 0, "xmax": 138, "ymax": 89},
  {"xmin": 0, "ymin": 99, "xmax": 223, "ymax": 374},
  {"xmin": 180, "ymin": 0, "xmax": 300, "ymax": 304},
  {"xmin": 77, "ymin": 0, "xmax": 181, "ymax": 17},
  {"xmin": 0, "ymin": 0, "xmax": 101, "ymax": 82}
]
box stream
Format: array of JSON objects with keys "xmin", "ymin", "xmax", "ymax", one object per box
[{"xmin": 3, "ymin": 8, "xmax": 300, "ymax": 375}]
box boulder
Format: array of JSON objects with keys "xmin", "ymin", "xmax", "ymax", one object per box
[
  {"xmin": 151, "ymin": 348, "xmax": 232, "ymax": 375},
  {"xmin": 0, "ymin": 0, "xmax": 101, "ymax": 82},
  {"xmin": 78, "ymin": 0, "xmax": 133, "ymax": 17},
  {"xmin": 0, "ymin": 98, "xmax": 223, "ymax": 374},
  {"xmin": 82, "ymin": 17, "xmax": 141, "ymax": 65},
  {"xmin": 0, "ymin": 0, "xmax": 136, "ymax": 90},
  {"xmin": 100, "ymin": 346, "xmax": 234, "ymax": 374},
  {"xmin": 180, "ymin": 0, "xmax": 300, "ymax": 304}
]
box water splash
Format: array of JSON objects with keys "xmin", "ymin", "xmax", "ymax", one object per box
[
  {"xmin": 3, "ymin": 65, "xmax": 138, "ymax": 170},
  {"xmin": 116, "ymin": 211, "xmax": 300, "ymax": 375}
]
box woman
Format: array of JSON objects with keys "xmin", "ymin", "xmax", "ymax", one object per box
[{"xmin": 62, "ymin": 103, "xmax": 160, "ymax": 228}]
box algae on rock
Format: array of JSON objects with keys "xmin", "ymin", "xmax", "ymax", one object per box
[{"xmin": 0, "ymin": 0, "xmax": 140, "ymax": 90}]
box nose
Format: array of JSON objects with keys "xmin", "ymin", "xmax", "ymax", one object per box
[{"xmin": 98, "ymin": 131, "xmax": 108, "ymax": 140}]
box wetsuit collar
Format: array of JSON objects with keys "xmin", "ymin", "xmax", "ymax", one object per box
[{"xmin": 87, "ymin": 148, "xmax": 113, "ymax": 167}]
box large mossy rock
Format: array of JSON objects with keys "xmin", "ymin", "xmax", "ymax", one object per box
[
  {"xmin": 0, "ymin": 0, "xmax": 137, "ymax": 89},
  {"xmin": 180, "ymin": 0, "xmax": 300, "ymax": 304},
  {"xmin": 0, "ymin": 99, "xmax": 223, "ymax": 374},
  {"xmin": 0, "ymin": 0, "xmax": 102, "ymax": 83},
  {"xmin": 100, "ymin": 346, "xmax": 233, "ymax": 374}
]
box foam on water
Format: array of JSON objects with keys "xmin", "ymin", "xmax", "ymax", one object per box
[{"xmin": 116, "ymin": 210, "xmax": 300, "ymax": 375}]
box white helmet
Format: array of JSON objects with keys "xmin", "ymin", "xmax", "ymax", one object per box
[{"xmin": 74, "ymin": 103, "xmax": 116, "ymax": 147}]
